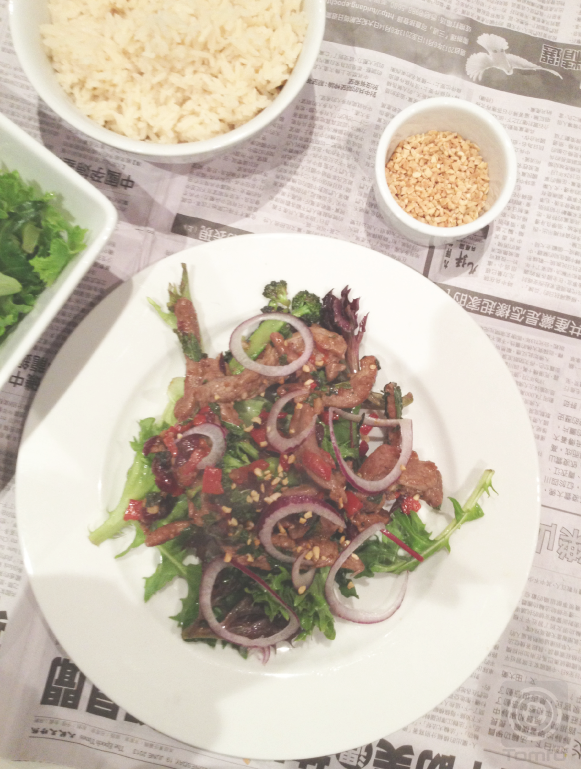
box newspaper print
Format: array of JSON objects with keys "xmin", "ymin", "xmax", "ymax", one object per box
[{"xmin": 2, "ymin": 0, "xmax": 581, "ymax": 766}]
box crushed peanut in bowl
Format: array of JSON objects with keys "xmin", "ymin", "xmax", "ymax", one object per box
[{"xmin": 385, "ymin": 130, "xmax": 490, "ymax": 228}]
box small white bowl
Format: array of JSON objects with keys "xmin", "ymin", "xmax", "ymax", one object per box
[
  {"xmin": 0, "ymin": 114, "xmax": 117, "ymax": 390},
  {"xmin": 10, "ymin": 0, "xmax": 325, "ymax": 165},
  {"xmin": 374, "ymin": 97, "xmax": 517, "ymax": 247}
]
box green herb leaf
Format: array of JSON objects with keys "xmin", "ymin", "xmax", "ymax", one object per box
[
  {"xmin": 0, "ymin": 170, "xmax": 87, "ymax": 340},
  {"xmin": 0, "ymin": 272, "xmax": 22, "ymax": 297}
]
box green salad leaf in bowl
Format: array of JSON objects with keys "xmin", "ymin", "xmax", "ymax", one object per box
[{"xmin": 0, "ymin": 169, "xmax": 87, "ymax": 342}]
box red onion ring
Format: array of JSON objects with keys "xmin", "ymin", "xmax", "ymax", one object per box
[
  {"xmin": 258, "ymin": 495, "xmax": 345, "ymax": 564},
  {"xmin": 328, "ymin": 408, "xmax": 413, "ymax": 493},
  {"xmin": 266, "ymin": 388, "xmax": 316, "ymax": 452},
  {"xmin": 291, "ymin": 551, "xmax": 316, "ymax": 590},
  {"xmin": 325, "ymin": 522, "xmax": 408, "ymax": 623},
  {"xmin": 249, "ymin": 646, "xmax": 271, "ymax": 665},
  {"xmin": 179, "ymin": 423, "xmax": 226, "ymax": 469},
  {"xmin": 229, "ymin": 313, "xmax": 314, "ymax": 376},
  {"xmin": 199, "ymin": 557, "xmax": 300, "ymax": 648}
]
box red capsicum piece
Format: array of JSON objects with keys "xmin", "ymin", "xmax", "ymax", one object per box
[
  {"xmin": 160, "ymin": 421, "xmax": 194, "ymax": 456},
  {"xmin": 193, "ymin": 405, "xmax": 219, "ymax": 426},
  {"xmin": 202, "ymin": 467, "xmax": 224, "ymax": 495},
  {"xmin": 302, "ymin": 449, "xmax": 332, "ymax": 481},
  {"xmin": 345, "ymin": 490, "xmax": 364, "ymax": 518},
  {"xmin": 162, "ymin": 432, "xmax": 179, "ymax": 456},
  {"xmin": 251, "ymin": 425, "xmax": 268, "ymax": 446},
  {"xmin": 124, "ymin": 499, "xmax": 145, "ymax": 521},
  {"xmin": 400, "ymin": 495, "xmax": 421, "ymax": 514},
  {"xmin": 359, "ymin": 413, "xmax": 379, "ymax": 437},
  {"xmin": 174, "ymin": 444, "xmax": 211, "ymax": 488}
]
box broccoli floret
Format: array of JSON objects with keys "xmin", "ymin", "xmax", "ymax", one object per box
[
  {"xmin": 261, "ymin": 281, "xmax": 322, "ymax": 323},
  {"xmin": 291, "ymin": 290, "xmax": 322, "ymax": 325},
  {"xmin": 262, "ymin": 280, "xmax": 290, "ymax": 312}
]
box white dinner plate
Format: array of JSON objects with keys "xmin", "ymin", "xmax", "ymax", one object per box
[{"xmin": 16, "ymin": 234, "xmax": 540, "ymax": 760}]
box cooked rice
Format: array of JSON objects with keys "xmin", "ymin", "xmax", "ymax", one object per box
[{"xmin": 41, "ymin": 0, "xmax": 307, "ymax": 144}]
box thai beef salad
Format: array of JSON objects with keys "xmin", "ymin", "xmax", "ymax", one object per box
[{"xmin": 90, "ymin": 267, "xmax": 495, "ymax": 659}]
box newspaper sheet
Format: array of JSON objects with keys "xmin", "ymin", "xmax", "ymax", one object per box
[{"xmin": 2, "ymin": 0, "xmax": 581, "ymax": 767}]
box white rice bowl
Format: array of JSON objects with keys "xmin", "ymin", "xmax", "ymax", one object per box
[{"xmin": 40, "ymin": 0, "xmax": 308, "ymax": 144}]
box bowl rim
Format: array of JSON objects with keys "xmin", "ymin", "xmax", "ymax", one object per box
[
  {"xmin": 374, "ymin": 96, "xmax": 518, "ymax": 237},
  {"xmin": 9, "ymin": 0, "xmax": 326, "ymax": 159}
]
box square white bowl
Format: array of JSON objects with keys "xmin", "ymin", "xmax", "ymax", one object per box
[{"xmin": 0, "ymin": 113, "xmax": 117, "ymax": 389}]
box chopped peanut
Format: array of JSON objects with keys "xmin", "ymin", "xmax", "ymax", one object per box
[{"xmin": 385, "ymin": 130, "xmax": 489, "ymax": 227}]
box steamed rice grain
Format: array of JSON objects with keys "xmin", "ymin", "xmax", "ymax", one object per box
[{"xmin": 41, "ymin": 0, "xmax": 307, "ymax": 144}]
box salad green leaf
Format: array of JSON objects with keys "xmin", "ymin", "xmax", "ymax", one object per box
[
  {"xmin": 358, "ymin": 469, "xmax": 496, "ymax": 576},
  {"xmin": 144, "ymin": 537, "xmax": 203, "ymax": 629},
  {"xmin": 321, "ymin": 413, "xmax": 360, "ymax": 462},
  {"xmin": 89, "ymin": 417, "xmax": 158, "ymax": 546},
  {"xmin": 246, "ymin": 565, "xmax": 336, "ymax": 641}
]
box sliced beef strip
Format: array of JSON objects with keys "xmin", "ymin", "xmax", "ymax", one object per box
[
  {"xmin": 299, "ymin": 536, "xmax": 364, "ymax": 574},
  {"xmin": 322, "ymin": 356, "xmax": 379, "ymax": 409},
  {"xmin": 324, "ymin": 357, "xmax": 346, "ymax": 382},
  {"xmin": 175, "ymin": 356, "xmax": 224, "ymax": 422},
  {"xmin": 194, "ymin": 345, "xmax": 279, "ymax": 407},
  {"xmin": 175, "ymin": 346, "xmax": 279, "ymax": 421},
  {"xmin": 292, "ymin": 403, "xmax": 348, "ymax": 507},
  {"xmin": 281, "ymin": 324, "xmax": 347, "ymax": 359},
  {"xmin": 311, "ymin": 325, "xmax": 347, "ymax": 358},
  {"xmin": 219, "ymin": 402, "xmax": 242, "ymax": 425},
  {"xmin": 145, "ymin": 520, "xmax": 192, "ymax": 547},
  {"xmin": 359, "ymin": 443, "xmax": 443, "ymax": 508},
  {"xmin": 276, "ymin": 325, "xmax": 347, "ymax": 382}
]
